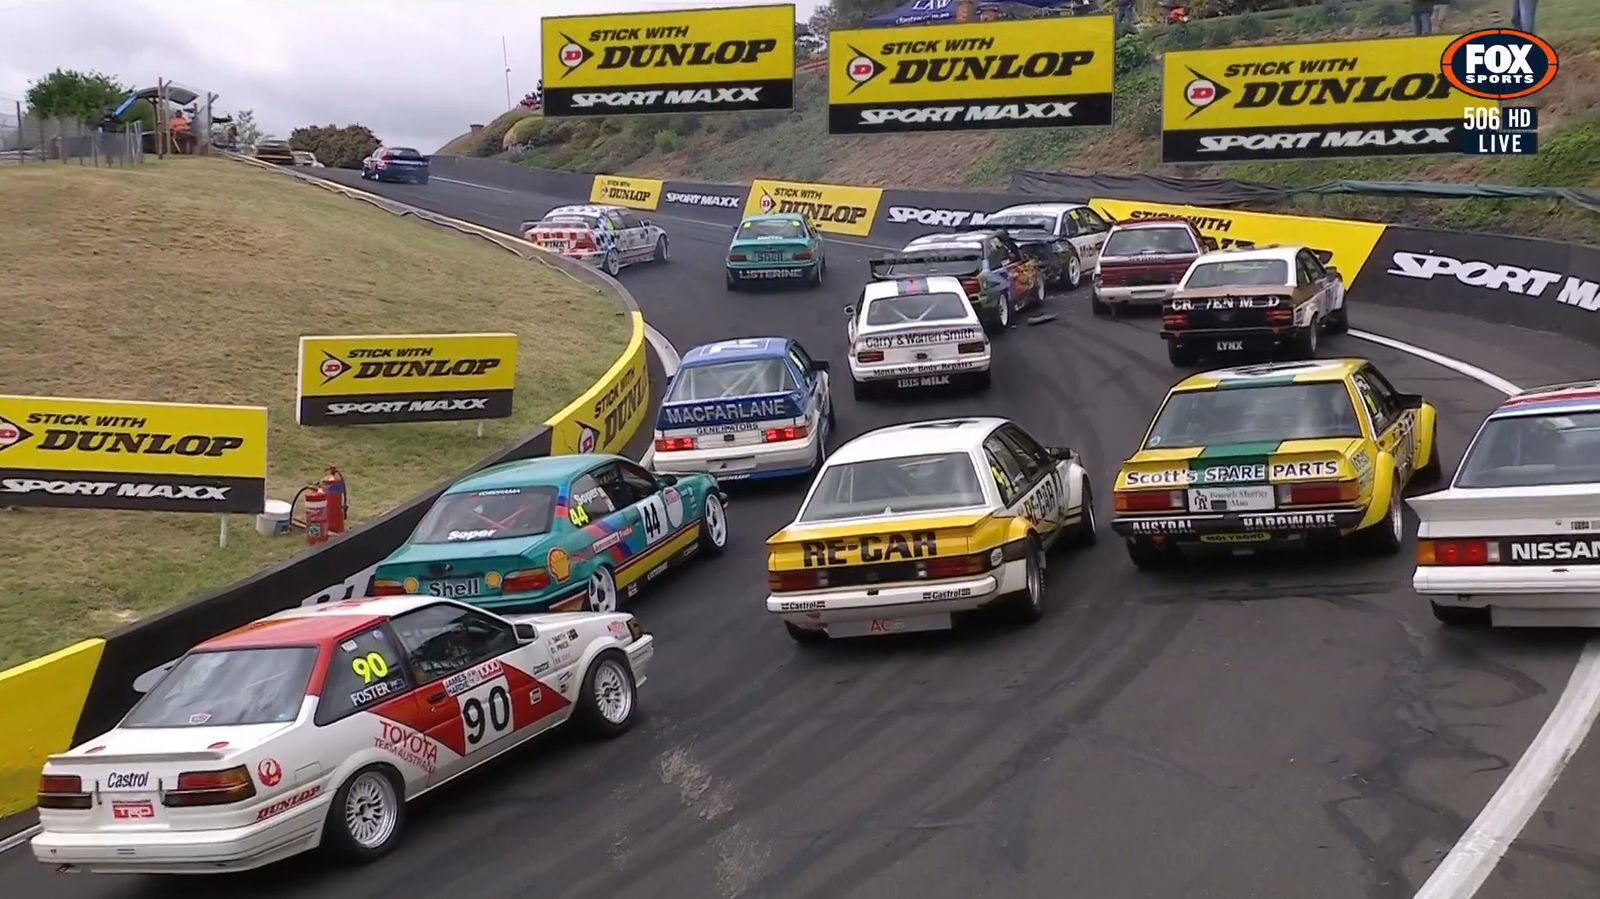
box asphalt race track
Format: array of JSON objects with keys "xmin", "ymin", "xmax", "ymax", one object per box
[{"xmin": 8, "ymin": 168, "xmax": 1600, "ymax": 899}]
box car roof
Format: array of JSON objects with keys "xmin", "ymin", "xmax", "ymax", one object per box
[
  {"xmin": 1110, "ymin": 217, "xmax": 1194, "ymax": 230},
  {"xmin": 828, "ymin": 417, "xmax": 1005, "ymax": 465},
  {"xmin": 545, "ymin": 204, "xmax": 614, "ymax": 217},
  {"xmin": 862, "ymin": 275, "xmax": 969, "ymax": 302},
  {"xmin": 993, "ymin": 203, "xmax": 1082, "ymax": 216},
  {"xmin": 1173, "ymin": 359, "xmax": 1365, "ymax": 392},
  {"xmin": 680, "ymin": 337, "xmax": 792, "ymax": 366},
  {"xmin": 1494, "ymin": 379, "xmax": 1600, "ymax": 417},
  {"xmin": 904, "ymin": 233, "xmax": 984, "ymax": 249},
  {"xmin": 1192, "ymin": 245, "xmax": 1302, "ymax": 265},
  {"xmin": 443, "ymin": 454, "xmax": 622, "ymax": 493},
  {"xmin": 198, "ymin": 597, "xmax": 471, "ymax": 652},
  {"xmin": 740, "ymin": 213, "xmax": 806, "ymax": 223}
]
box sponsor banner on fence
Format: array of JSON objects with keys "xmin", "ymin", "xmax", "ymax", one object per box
[
  {"xmin": 590, "ymin": 174, "xmax": 663, "ymax": 210},
  {"xmin": 548, "ymin": 314, "xmax": 651, "ymax": 455},
  {"xmin": 541, "ymin": 3, "xmax": 796, "ymax": 117},
  {"xmin": 661, "ymin": 181, "xmax": 750, "ymax": 221},
  {"xmin": 746, "ymin": 178, "xmax": 884, "ymax": 237},
  {"xmin": 875, "ymin": 189, "xmax": 1024, "ymax": 242},
  {"xmin": 1161, "ymin": 35, "xmax": 1489, "ymax": 162},
  {"xmin": 827, "ymin": 15, "xmax": 1115, "ymax": 134},
  {"xmin": 1089, "ymin": 198, "xmax": 1388, "ymax": 285},
  {"xmin": 0, "ymin": 395, "xmax": 268, "ymax": 513},
  {"xmin": 297, "ymin": 333, "xmax": 519, "ymax": 426},
  {"xmin": 1364, "ymin": 226, "xmax": 1600, "ymax": 346}
]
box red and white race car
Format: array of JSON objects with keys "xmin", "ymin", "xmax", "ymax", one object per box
[{"xmin": 31, "ymin": 596, "xmax": 654, "ymax": 874}]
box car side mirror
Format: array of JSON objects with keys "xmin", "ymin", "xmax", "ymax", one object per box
[
  {"xmin": 642, "ymin": 219, "xmax": 652, "ymax": 227},
  {"xmin": 1313, "ymin": 249, "xmax": 1334, "ymax": 265},
  {"xmin": 1394, "ymin": 393, "xmax": 1424, "ymax": 410},
  {"xmin": 812, "ymin": 360, "xmax": 830, "ymax": 372},
  {"xmin": 514, "ymin": 622, "xmax": 538, "ymax": 642},
  {"xmin": 1325, "ymin": 265, "xmax": 1341, "ymax": 279},
  {"xmin": 656, "ymin": 473, "xmax": 679, "ymax": 488},
  {"xmin": 1047, "ymin": 445, "xmax": 1075, "ymax": 461},
  {"xmin": 1201, "ymin": 237, "xmax": 1219, "ymax": 251},
  {"xmin": 843, "ymin": 305, "xmax": 855, "ymax": 318}
]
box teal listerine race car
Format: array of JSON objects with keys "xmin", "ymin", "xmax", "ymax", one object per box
[
  {"xmin": 373, "ymin": 453, "xmax": 728, "ymax": 613},
  {"xmin": 725, "ymin": 213, "xmax": 827, "ymax": 290}
]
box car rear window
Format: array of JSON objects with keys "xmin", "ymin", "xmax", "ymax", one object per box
[
  {"xmin": 1103, "ymin": 227, "xmax": 1198, "ymax": 256},
  {"xmin": 865, "ymin": 292, "xmax": 970, "ymax": 326},
  {"xmin": 667, "ymin": 359, "xmax": 796, "ymax": 401},
  {"xmin": 984, "ymin": 213, "xmax": 1053, "ymax": 231},
  {"xmin": 386, "ymin": 147, "xmax": 423, "ymax": 158},
  {"xmin": 1145, "ymin": 382, "xmax": 1362, "ymax": 448},
  {"xmin": 1184, "ymin": 259, "xmax": 1289, "ymax": 289},
  {"xmin": 410, "ymin": 485, "xmax": 558, "ymax": 543},
  {"xmin": 742, "ymin": 218, "xmax": 804, "ymax": 239},
  {"xmin": 537, "ymin": 214, "xmax": 600, "ymax": 229},
  {"xmin": 799, "ymin": 452, "xmax": 987, "ymax": 522},
  {"xmin": 874, "ymin": 254, "xmax": 981, "ymax": 278},
  {"xmin": 1455, "ymin": 411, "xmax": 1600, "ymax": 488},
  {"xmin": 122, "ymin": 647, "xmax": 317, "ymax": 728}
]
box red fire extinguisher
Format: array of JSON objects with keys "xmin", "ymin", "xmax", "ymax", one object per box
[
  {"xmin": 304, "ymin": 484, "xmax": 329, "ymax": 546},
  {"xmin": 322, "ymin": 466, "xmax": 347, "ymax": 535}
]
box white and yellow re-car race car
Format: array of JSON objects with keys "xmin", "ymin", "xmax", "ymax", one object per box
[
  {"xmin": 765, "ymin": 417, "xmax": 1096, "ymax": 643},
  {"xmin": 1110, "ymin": 359, "xmax": 1440, "ymax": 568}
]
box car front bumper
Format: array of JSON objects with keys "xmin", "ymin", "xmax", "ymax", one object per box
[
  {"xmin": 625, "ymin": 633, "xmax": 656, "ymax": 686},
  {"xmin": 32, "ymin": 799, "xmax": 328, "ymax": 875},
  {"xmin": 766, "ymin": 562, "xmax": 1023, "ymax": 634},
  {"xmin": 651, "ymin": 431, "xmax": 820, "ymax": 481},
  {"xmin": 1415, "ymin": 565, "xmax": 1600, "ymax": 626}
]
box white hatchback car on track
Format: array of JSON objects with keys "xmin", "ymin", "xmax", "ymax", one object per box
[
  {"xmin": 846, "ymin": 275, "xmax": 991, "ymax": 400},
  {"xmin": 1411, "ymin": 379, "xmax": 1600, "ymax": 627},
  {"xmin": 32, "ymin": 597, "xmax": 653, "ymax": 874}
]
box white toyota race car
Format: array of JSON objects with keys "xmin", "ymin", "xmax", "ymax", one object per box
[
  {"xmin": 846, "ymin": 275, "xmax": 991, "ymax": 400},
  {"xmin": 32, "ymin": 597, "xmax": 654, "ymax": 874},
  {"xmin": 1411, "ymin": 380, "xmax": 1600, "ymax": 627}
]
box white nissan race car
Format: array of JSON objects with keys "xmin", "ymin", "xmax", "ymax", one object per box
[
  {"xmin": 846, "ymin": 275, "xmax": 991, "ymax": 401},
  {"xmin": 1411, "ymin": 380, "xmax": 1600, "ymax": 627},
  {"xmin": 32, "ymin": 597, "xmax": 654, "ymax": 874}
]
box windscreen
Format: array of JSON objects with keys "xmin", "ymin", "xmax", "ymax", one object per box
[
  {"xmin": 865, "ymin": 292, "xmax": 970, "ymax": 327},
  {"xmin": 1103, "ymin": 226, "xmax": 1197, "ymax": 256},
  {"xmin": 122, "ymin": 647, "xmax": 317, "ymax": 728},
  {"xmin": 799, "ymin": 452, "xmax": 986, "ymax": 522},
  {"xmin": 984, "ymin": 213, "xmax": 1054, "ymax": 232},
  {"xmin": 410, "ymin": 485, "xmax": 558, "ymax": 543},
  {"xmin": 537, "ymin": 214, "xmax": 600, "ymax": 229},
  {"xmin": 741, "ymin": 218, "xmax": 805, "ymax": 239},
  {"xmin": 666, "ymin": 359, "xmax": 796, "ymax": 401},
  {"xmin": 1455, "ymin": 411, "xmax": 1600, "ymax": 488},
  {"xmin": 1184, "ymin": 259, "xmax": 1289, "ymax": 289},
  {"xmin": 387, "ymin": 147, "xmax": 423, "ymax": 158},
  {"xmin": 1145, "ymin": 382, "xmax": 1362, "ymax": 448}
]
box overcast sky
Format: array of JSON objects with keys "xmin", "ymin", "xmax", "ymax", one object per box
[{"xmin": 0, "ymin": 0, "xmax": 823, "ymax": 151}]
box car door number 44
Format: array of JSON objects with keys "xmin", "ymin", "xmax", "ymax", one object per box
[{"xmin": 639, "ymin": 495, "xmax": 668, "ymax": 544}]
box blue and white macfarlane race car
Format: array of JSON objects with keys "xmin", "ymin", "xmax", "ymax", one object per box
[{"xmin": 650, "ymin": 337, "xmax": 836, "ymax": 482}]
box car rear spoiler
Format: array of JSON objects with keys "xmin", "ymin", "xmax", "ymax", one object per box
[
  {"xmin": 868, "ymin": 252, "xmax": 982, "ymax": 280},
  {"xmin": 47, "ymin": 749, "xmax": 231, "ymax": 765}
]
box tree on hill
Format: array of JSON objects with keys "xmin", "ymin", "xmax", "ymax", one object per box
[
  {"xmin": 287, "ymin": 123, "xmax": 380, "ymax": 169},
  {"xmin": 25, "ymin": 68, "xmax": 127, "ymax": 122},
  {"xmin": 229, "ymin": 109, "xmax": 263, "ymax": 148},
  {"xmin": 808, "ymin": 0, "xmax": 902, "ymax": 34}
]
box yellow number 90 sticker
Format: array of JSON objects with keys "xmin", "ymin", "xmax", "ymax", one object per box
[{"xmin": 351, "ymin": 651, "xmax": 389, "ymax": 684}]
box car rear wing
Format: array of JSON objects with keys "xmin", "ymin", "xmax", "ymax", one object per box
[{"xmin": 868, "ymin": 252, "xmax": 982, "ymax": 281}]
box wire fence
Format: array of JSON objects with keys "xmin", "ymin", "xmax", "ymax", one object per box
[{"xmin": 1, "ymin": 111, "xmax": 147, "ymax": 167}]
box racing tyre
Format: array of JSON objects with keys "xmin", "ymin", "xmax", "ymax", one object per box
[
  {"xmin": 852, "ymin": 378, "xmax": 874, "ymax": 402},
  {"xmin": 1413, "ymin": 428, "xmax": 1442, "ymax": 486},
  {"xmin": 1090, "ymin": 292, "xmax": 1110, "ymax": 316},
  {"xmin": 1353, "ymin": 480, "xmax": 1405, "ymax": 556},
  {"xmin": 1325, "ymin": 302, "xmax": 1349, "ymax": 334},
  {"xmin": 1432, "ymin": 601, "xmax": 1490, "ymax": 627},
  {"xmin": 1167, "ymin": 342, "xmax": 1197, "ymax": 367},
  {"xmin": 1065, "ymin": 251, "xmax": 1083, "ymax": 290},
  {"xmin": 810, "ymin": 260, "xmax": 824, "ymax": 287},
  {"xmin": 1126, "ymin": 538, "xmax": 1180, "ymax": 570},
  {"xmin": 1033, "ymin": 273, "xmax": 1047, "ymax": 307},
  {"xmin": 1288, "ymin": 318, "xmax": 1319, "ymax": 360},
  {"xmin": 1007, "ymin": 537, "xmax": 1046, "ymax": 623},
  {"xmin": 725, "ymin": 269, "xmax": 739, "ymax": 292},
  {"xmin": 585, "ymin": 565, "xmax": 620, "ymax": 613},
  {"xmin": 1073, "ymin": 481, "xmax": 1098, "ymax": 548},
  {"xmin": 603, "ymin": 251, "xmax": 621, "ymax": 278},
  {"xmin": 698, "ymin": 493, "xmax": 728, "ymax": 556},
  {"xmin": 323, "ymin": 765, "xmax": 407, "ymax": 864},
  {"xmin": 652, "ymin": 236, "xmax": 669, "ymax": 263},
  {"xmin": 786, "ymin": 621, "xmax": 828, "ymax": 644},
  {"xmin": 416, "ymin": 175, "xmax": 429, "ymax": 186},
  {"xmin": 985, "ymin": 294, "xmax": 1012, "ymax": 335},
  {"xmin": 973, "ymin": 369, "xmax": 992, "ymax": 392},
  {"xmin": 576, "ymin": 651, "xmax": 637, "ymax": 737}
]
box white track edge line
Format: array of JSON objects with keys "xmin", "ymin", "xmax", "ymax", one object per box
[
  {"xmin": 0, "ymin": 824, "xmax": 40, "ymax": 854},
  {"xmin": 1351, "ymin": 328, "xmax": 1600, "ymax": 899}
]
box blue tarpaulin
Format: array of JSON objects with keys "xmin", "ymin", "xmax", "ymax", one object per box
[{"xmin": 865, "ymin": 0, "xmax": 1080, "ymax": 27}]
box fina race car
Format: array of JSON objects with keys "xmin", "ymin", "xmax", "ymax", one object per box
[
  {"xmin": 1111, "ymin": 359, "xmax": 1440, "ymax": 569},
  {"xmin": 650, "ymin": 337, "xmax": 835, "ymax": 482},
  {"xmin": 372, "ymin": 454, "xmax": 727, "ymax": 613},
  {"xmin": 521, "ymin": 204, "xmax": 669, "ymax": 277},
  {"xmin": 1411, "ymin": 379, "xmax": 1600, "ymax": 627},
  {"xmin": 725, "ymin": 213, "xmax": 827, "ymax": 289},
  {"xmin": 846, "ymin": 275, "xmax": 991, "ymax": 400},
  {"xmin": 765, "ymin": 416, "xmax": 1096, "ymax": 643},
  {"xmin": 32, "ymin": 597, "xmax": 654, "ymax": 873}
]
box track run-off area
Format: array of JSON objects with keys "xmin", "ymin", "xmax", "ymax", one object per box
[{"xmin": 8, "ymin": 168, "xmax": 1600, "ymax": 899}]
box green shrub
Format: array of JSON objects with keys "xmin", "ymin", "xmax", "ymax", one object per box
[
  {"xmin": 1204, "ymin": 20, "xmax": 1239, "ymax": 46},
  {"xmin": 1114, "ymin": 33, "xmax": 1154, "ymax": 75},
  {"xmin": 1235, "ymin": 10, "xmax": 1266, "ymax": 38},
  {"xmin": 1514, "ymin": 116, "xmax": 1600, "ymax": 187},
  {"xmin": 1361, "ymin": 0, "xmax": 1406, "ymax": 26},
  {"xmin": 654, "ymin": 130, "xmax": 685, "ymax": 153}
]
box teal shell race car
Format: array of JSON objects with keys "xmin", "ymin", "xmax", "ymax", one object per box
[
  {"xmin": 373, "ymin": 453, "xmax": 728, "ymax": 613},
  {"xmin": 726, "ymin": 213, "xmax": 827, "ymax": 290}
]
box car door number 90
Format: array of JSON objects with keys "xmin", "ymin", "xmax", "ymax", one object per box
[{"xmin": 461, "ymin": 682, "xmax": 513, "ymax": 748}]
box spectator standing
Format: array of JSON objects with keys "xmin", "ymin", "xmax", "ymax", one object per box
[
  {"xmin": 1511, "ymin": 0, "xmax": 1536, "ymax": 32},
  {"xmin": 1410, "ymin": 0, "xmax": 1434, "ymax": 33},
  {"xmin": 1115, "ymin": 0, "xmax": 1136, "ymax": 32},
  {"xmin": 1431, "ymin": 0, "xmax": 1451, "ymax": 31},
  {"xmin": 169, "ymin": 108, "xmax": 192, "ymax": 154}
]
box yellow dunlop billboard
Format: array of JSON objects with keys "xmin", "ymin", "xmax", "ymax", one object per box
[
  {"xmin": 745, "ymin": 178, "xmax": 883, "ymax": 238},
  {"xmin": 297, "ymin": 333, "xmax": 518, "ymax": 427},
  {"xmin": 542, "ymin": 3, "xmax": 796, "ymax": 117},
  {"xmin": 828, "ymin": 15, "xmax": 1115, "ymax": 134},
  {"xmin": 0, "ymin": 395, "xmax": 268, "ymax": 513},
  {"xmin": 547, "ymin": 312, "xmax": 650, "ymax": 455},
  {"xmin": 1090, "ymin": 198, "xmax": 1388, "ymax": 285},
  {"xmin": 590, "ymin": 174, "xmax": 663, "ymax": 211},
  {"xmin": 1162, "ymin": 35, "xmax": 1486, "ymax": 162}
]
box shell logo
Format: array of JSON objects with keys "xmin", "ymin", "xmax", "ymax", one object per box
[
  {"xmin": 402, "ymin": 576, "xmax": 420, "ymax": 594},
  {"xmin": 485, "ymin": 571, "xmax": 503, "ymax": 589},
  {"xmin": 548, "ymin": 547, "xmax": 572, "ymax": 583}
]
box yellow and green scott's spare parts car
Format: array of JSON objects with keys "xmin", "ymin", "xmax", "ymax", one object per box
[{"xmin": 1111, "ymin": 359, "xmax": 1440, "ymax": 569}]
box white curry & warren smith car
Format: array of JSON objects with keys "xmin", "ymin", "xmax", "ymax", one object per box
[
  {"xmin": 846, "ymin": 275, "xmax": 991, "ymax": 401},
  {"xmin": 32, "ymin": 597, "xmax": 653, "ymax": 874}
]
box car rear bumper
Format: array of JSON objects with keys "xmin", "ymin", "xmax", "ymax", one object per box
[
  {"xmin": 850, "ymin": 356, "xmax": 990, "ymax": 384},
  {"xmin": 374, "ymin": 168, "xmax": 428, "ymax": 182},
  {"xmin": 32, "ymin": 801, "xmax": 327, "ymax": 874},
  {"xmin": 728, "ymin": 261, "xmax": 816, "ymax": 281},
  {"xmin": 1095, "ymin": 284, "xmax": 1178, "ymax": 305},
  {"xmin": 651, "ymin": 431, "xmax": 819, "ymax": 481},
  {"xmin": 1419, "ymin": 566, "xmax": 1600, "ymax": 626},
  {"xmin": 1163, "ymin": 326, "xmax": 1306, "ymax": 352},
  {"xmin": 766, "ymin": 565, "xmax": 1020, "ymax": 627},
  {"xmin": 1112, "ymin": 507, "xmax": 1367, "ymax": 540}
]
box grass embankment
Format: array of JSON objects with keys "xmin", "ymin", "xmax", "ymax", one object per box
[
  {"xmin": 443, "ymin": 0, "xmax": 1599, "ymax": 243},
  {"xmin": 0, "ymin": 156, "xmax": 628, "ymax": 668}
]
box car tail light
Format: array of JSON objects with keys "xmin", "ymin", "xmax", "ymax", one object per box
[
  {"xmin": 502, "ymin": 569, "xmax": 550, "ymax": 593},
  {"xmin": 38, "ymin": 774, "xmax": 90, "ymax": 810},
  {"xmin": 1417, "ymin": 538, "xmax": 1500, "ymax": 566},
  {"xmin": 1092, "ymin": 271, "xmax": 1103, "ymax": 286},
  {"xmin": 572, "ymin": 232, "xmax": 598, "ymax": 251},
  {"xmin": 763, "ymin": 425, "xmax": 807, "ymax": 443},
  {"xmin": 656, "ymin": 436, "xmax": 696, "ymax": 452},
  {"xmin": 728, "ymin": 252, "xmax": 748, "ymax": 262},
  {"xmin": 856, "ymin": 350, "xmax": 884, "ymax": 363},
  {"xmin": 163, "ymin": 766, "xmax": 256, "ymax": 808},
  {"xmin": 1115, "ymin": 489, "xmax": 1186, "ymax": 512},
  {"xmin": 1162, "ymin": 312, "xmax": 1188, "ymax": 330},
  {"xmin": 793, "ymin": 250, "xmax": 812, "ymax": 260},
  {"xmin": 960, "ymin": 277, "xmax": 980, "ymax": 296},
  {"xmin": 924, "ymin": 554, "xmax": 991, "ymax": 579},
  {"xmin": 371, "ymin": 579, "xmax": 406, "ymax": 596},
  {"xmin": 375, "ymin": 159, "xmax": 388, "ymax": 168},
  {"xmin": 1265, "ymin": 306, "xmax": 1294, "ymax": 325},
  {"xmin": 1276, "ymin": 480, "xmax": 1358, "ymax": 506},
  {"xmin": 769, "ymin": 569, "xmax": 823, "ymax": 592},
  {"xmin": 958, "ymin": 341, "xmax": 985, "ymax": 354}
]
